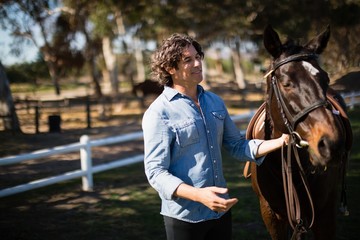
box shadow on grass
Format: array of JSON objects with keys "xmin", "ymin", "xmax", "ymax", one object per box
[{"xmin": 0, "ymin": 109, "xmax": 359, "ymax": 240}]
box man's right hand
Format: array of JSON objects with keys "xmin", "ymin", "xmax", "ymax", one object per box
[
  {"xmin": 196, "ymin": 186, "xmax": 238, "ymax": 212},
  {"xmin": 174, "ymin": 184, "xmax": 238, "ymax": 212}
]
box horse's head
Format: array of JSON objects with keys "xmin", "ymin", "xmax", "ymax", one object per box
[{"xmin": 263, "ymin": 25, "xmax": 345, "ymax": 167}]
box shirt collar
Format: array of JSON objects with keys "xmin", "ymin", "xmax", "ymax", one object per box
[{"xmin": 163, "ymin": 85, "xmax": 205, "ymax": 102}]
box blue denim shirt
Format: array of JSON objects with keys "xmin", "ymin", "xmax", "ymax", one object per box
[{"xmin": 142, "ymin": 85, "xmax": 264, "ymax": 223}]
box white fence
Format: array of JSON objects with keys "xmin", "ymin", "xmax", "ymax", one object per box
[
  {"xmin": 341, "ymin": 91, "xmax": 360, "ymax": 109},
  {"xmin": 1, "ymin": 91, "xmax": 360, "ymax": 199},
  {"xmin": 0, "ymin": 112, "xmax": 255, "ymax": 198}
]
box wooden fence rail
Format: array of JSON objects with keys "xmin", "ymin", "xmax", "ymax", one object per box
[{"xmin": 0, "ymin": 112, "xmax": 255, "ymax": 198}]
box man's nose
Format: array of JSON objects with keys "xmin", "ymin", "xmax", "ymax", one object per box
[{"xmin": 194, "ymin": 59, "xmax": 201, "ymax": 67}]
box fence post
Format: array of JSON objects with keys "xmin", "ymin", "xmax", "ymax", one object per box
[
  {"xmin": 35, "ymin": 105, "xmax": 40, "ymax": 134},
  {"xmin": 350, "ymin": 91, "xmax": 355, "ymax": 109},
  {"xmin": 80, "ymin": 135, "xmax": 93, "ymax": 191},
  {"xmin": 86, "ymin": 96, "xmax": 91, "ymax": 129}
]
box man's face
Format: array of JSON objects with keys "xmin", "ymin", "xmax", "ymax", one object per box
[{"xmin": 169, "ymin": 44, "xmax": 203, "ymax": 87}]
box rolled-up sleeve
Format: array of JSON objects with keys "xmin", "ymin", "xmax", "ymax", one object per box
[
  {"xmin": 245, "ymin": 139, "xmax": 265, "ymax": 165},
  {"xmin": 142, "ymin": 109, "xmax": 184, "ymax": 200},
  {"xmin": 222, "ymin": 110, "xmax": 265, "ymax": 165}
]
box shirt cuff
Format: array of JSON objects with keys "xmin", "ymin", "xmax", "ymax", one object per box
[
  {"xmin": 246, "ymin": 139, "xmax": 265, "ymax": 165},
  {"xmin": 162, "ymin": 177, "xmax": 184, "ymax": 200}
]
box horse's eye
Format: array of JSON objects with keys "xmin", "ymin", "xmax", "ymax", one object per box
[
  {"xmin": 282, "ymin": 82, "xmax": 291, "ymax": 88},
  {"xmin": 280, "ymin": 78, "xmax": 292, "ymax": 88}
]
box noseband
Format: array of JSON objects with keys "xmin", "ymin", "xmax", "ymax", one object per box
[{"xmin": 266, "ymin": 53, "xmax": 329, "ymax": 147}]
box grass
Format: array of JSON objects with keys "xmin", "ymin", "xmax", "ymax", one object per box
[{"xmin": 0, "ymin": 108, "xmax": 359, "ymax": 239}]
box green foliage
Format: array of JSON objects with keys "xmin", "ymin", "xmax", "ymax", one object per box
[
  {"xmin": 222, "ymin": 59, "xmax": 234, "ymax": 74},
  {"xmin": 5, "ymin": 59, "xmax": 49, "ymax": 83},
  {"xmin": 1, "ymin": 0, "xmax": 359, "ymax": 94}
]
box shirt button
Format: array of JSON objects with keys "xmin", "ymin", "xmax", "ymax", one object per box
[
  {"xmin": 207, "ymin": 130, "xmax": 210, "ymax": 133},
  {"xmin": 213, "ymin": 160, "xmax": 216, "ymax": 163},
  {"xmin": 210, "ymin": 146, "xmax": 213, "ymax": 149}
]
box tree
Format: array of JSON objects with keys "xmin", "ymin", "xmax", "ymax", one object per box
[
  {"xmin": 135, "ymin": 1, "xmax": 252, "ymax": 88},
  {"xmin": 2, "ymin": 0, "xmax": 359, "ymax": 95},
  {"xmin": 55, "ymin": 1, "xmax": 103, "ymax": 97},
  {"xmin": 246, "ymin": 0, "xmax": 360, "ymax": 74},
  {"xmin": 0, "ymin": 61, "xmax": 21, "ymax": 132},
  {"xmin": 0, "ymin": 0, "xmax": 68, "ymax": 95}
]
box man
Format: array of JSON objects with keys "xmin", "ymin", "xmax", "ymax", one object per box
[{"xmin": 142, "ymin": 33, "xmax": 288, "ymax": 240}]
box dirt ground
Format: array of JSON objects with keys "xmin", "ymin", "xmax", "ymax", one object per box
[{"xmin": 0, "ymin": 71, "xmax": 359, "ymax": 239}]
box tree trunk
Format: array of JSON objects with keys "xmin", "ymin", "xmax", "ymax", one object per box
[
  {"xmin": 43, "ymin": 52, "xmax": 61, "ymax": 95},
  {"xmin": 215, "ymin": 48, "xmax": 224, "ymax": 75},
  {"xmin": 134, "ymin": 37, "xmax": 146, "ymax": 83},
  {"xmin": 231, "ymin": 40, "xmax": 246, "ymax": 89},
  {"xmin": 90, "ymin": 55, "xmax": 102, "ymax": 98},
  {"xmin": 49, "ymin": 66, "xmax": 61, "ymax": 95},
  {"xmin": 0, "ymin": 62, "xmax": 21, "ymax": 133},
  {"xmin": 102, "ymin": 37, "xmax": 119, "ymax": 94}
]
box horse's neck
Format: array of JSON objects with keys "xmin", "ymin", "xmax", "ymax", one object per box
[
  {"xmin": 264, "ymin": 110, "xmax": 272, "ymax": 140},
  {"xmin": 264, "ymin": 107, "xmax": 284, "ymax": 140}
]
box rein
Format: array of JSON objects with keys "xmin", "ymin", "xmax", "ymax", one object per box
[{"xmin": 266, "ymin": 53, "xmax": 326, "ymax": 237}]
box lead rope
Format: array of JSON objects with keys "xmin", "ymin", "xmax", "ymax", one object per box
[
  {"xmin": 339, "ymin": 149, "xmax": 350, "ymax": 216},
  {"xmin": 281, "ymin": 139, "xmax": 314, "ymax": 240},
  {"xmin": 272, "ymin": 75, "xmax": 315, "ymax": 237},
  {"xmin": 291, "ymin": 142, "xmax": 315, "ymax": 240}
]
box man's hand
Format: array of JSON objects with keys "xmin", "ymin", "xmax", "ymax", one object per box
[
  {"xmin": 174, "ymin": 184, "xmax": 238, "ymax": 212},
  {"xmin": 197, "ymin": 186, "xmax": 238, "ymax": 212}
]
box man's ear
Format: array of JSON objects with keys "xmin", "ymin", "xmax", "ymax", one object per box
[{"xmin": 167, "ymin": 67, "xmax": 175, "ymax": 75}]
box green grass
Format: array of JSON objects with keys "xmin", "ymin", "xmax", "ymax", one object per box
[{"xmin": 0, "ymin": 108, "xmax": 359, "ymax": 239}]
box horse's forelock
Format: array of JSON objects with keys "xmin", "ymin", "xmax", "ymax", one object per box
[{"xmin": 281, "ymin": 39, "xmax": 305, "ymax": 56}]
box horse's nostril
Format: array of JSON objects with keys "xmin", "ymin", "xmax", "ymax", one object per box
[
  {"xmin": 318, "ymin": 138, "xmax": 326, "ymax": 149},
  {"xmin": 318, "ymin": 137, "xmax": 331, "ymax": 159}
]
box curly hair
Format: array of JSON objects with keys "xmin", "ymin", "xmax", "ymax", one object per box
[{"xmin": 150, "ymin": 33, "xmax": 204, "ymax": 87}]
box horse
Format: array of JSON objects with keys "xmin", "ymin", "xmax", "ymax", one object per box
[
  {"xmin": 245, "ymin": 25, "xmax": 353, "ymax": 240},
  {"xmin": 132, "ymin": 79, "xmax": 164, "ymax": 108}
]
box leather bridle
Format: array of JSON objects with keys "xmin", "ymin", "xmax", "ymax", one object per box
[
  {"xmin": 266, "ymin": 53, "xmax": 329, "ymax": 136},
  {"xmin": 265, "ymin": 53, "xmax": 330, "ymax": 238}
]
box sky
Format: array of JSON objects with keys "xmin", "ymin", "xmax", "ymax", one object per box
[{"xmin": 0, "ymin": 29, "xmax": 38, "ymax": 66}]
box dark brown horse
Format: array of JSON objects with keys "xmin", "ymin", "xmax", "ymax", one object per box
[
  {"xmin": 246, "ymin": 25, "xmax": 352, "ymax": 240},
  {"xmin": 132, "ymin": 79, "xmax": 164, "ymax": 108}
]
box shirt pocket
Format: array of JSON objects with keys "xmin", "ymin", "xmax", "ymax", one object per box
[
  {"xmin": 211, "ymin": 110, "xmax": 226, "ymax": 120},
  {"xmin": 211, "ymin": 110, "xmax": 226, "ymax": 136},
  {"xmin": 175, "ymin": 120, "xmax": 200, "ymax": 148}
]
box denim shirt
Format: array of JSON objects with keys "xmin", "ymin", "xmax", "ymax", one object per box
[{"xmin": 142, "ymin": 85, "xmax": 264, "ymax": 223}]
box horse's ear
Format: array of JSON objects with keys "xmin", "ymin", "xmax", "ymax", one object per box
[
  {"xmin": 304, "ymin": 25, "xmax": 331, "ymax": 54},
  {"xmin": 263, "ymin": 25, "xmax": 282, "ymax": 58}
]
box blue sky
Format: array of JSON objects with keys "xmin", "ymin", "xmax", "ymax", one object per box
[{"xmin": 0, "ymin": 29, "xmax": 38, "ymax": 66}]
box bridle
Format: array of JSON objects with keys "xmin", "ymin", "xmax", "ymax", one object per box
[
  {"xmin": 265, "ymin": 53, "xmax": 330, "ymax": 238},
  {"xmin": 266, "ymin": 53, "xmax": 329, "ymax": 140}
]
